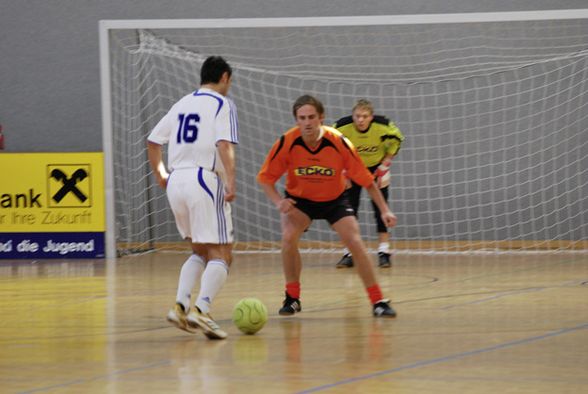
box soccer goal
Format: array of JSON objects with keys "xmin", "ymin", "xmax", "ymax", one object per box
[{"xmin": 100, "ymin": 11, "xmax": 588, "ymax": 259}]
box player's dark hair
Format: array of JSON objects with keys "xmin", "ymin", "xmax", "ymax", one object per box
[
  {"xmin": 200, "ymin": 56, "xmax": 232, "ymax": 85},
  {"xmin": 292, "ymin": 95, "xmax": 325, "ymax": 118}
]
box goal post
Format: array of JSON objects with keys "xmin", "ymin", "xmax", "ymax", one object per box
[{"xmin": 100, "ymin": 10, "xmax": 588, "ymax": 259}]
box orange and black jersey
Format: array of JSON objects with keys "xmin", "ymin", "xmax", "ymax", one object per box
[{"xmin": 257, "ymin": 126, "xmax": 374, "ymax": 202}]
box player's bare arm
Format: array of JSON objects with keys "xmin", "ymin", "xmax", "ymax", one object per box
[
  {"xmin": 217, "ymin": 140, "xmax": 236, "ymax": 202},
  {"xmin": 147, "ymin": 141, "xmax": 169, "ymax": 189},
  {"xmin": 258, "ymin": 182, "xmax": 296, "ymax": 214}
]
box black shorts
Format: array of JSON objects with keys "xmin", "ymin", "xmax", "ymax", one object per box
[{"xmin": 285, "ymin": 192, "xmax": 355, "ymax": 225}]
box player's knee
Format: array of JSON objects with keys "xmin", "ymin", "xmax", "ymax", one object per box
[
  {"xmin": 281, "ymin": 225, "xmax": 302, "ymax": 243},
  {"xmin": 205, "ymin": 245, "xmax": 232, "ymax": 264},
  {"xmin": 281, "ymin": 234, "xmax": 298, "ymax": 249},
  {"xmin": 340, "ymin": 228, "xmax": 362, "ymax": 246},
  {"xmin": 348, "ymin": 237, "xmax": 363, "ymax": 249}
]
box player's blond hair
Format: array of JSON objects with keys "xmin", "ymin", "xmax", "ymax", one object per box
[{"xmin": 352, "ymin": 99, "xmax": 374, "ymax": 115}]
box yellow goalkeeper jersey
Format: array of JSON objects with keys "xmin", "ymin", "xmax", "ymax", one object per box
[{"xmin": 333, "ymin": 115, "xmax": 404, "ymax": 167}]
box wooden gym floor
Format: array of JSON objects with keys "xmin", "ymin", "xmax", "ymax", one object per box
[{"xmin": 1, "ymin": 251, "xmax": 587, "ymax": 393}]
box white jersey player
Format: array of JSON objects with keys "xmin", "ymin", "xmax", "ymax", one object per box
[
  {"xmin": 147, "ymin": 56, "xmax": 238, "ymax": 340},
  {"xmin": 148, "ymin": 88, "xmax": 238, "ymax": 244}
]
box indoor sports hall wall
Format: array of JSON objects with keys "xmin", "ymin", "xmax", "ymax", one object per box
[
  {"xmin": 1, "ymin": 0, "xmax": 586, "ymax": 152},
  {"xmin": 2, "ymin": 1, "xmax": 587, "ymax": 254}
]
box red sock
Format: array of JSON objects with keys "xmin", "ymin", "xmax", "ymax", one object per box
[
  {"xmin": 367, "ymin": 284, "xmax": 383, "ymax": 305},
  {"xmin": 286, "ymin": 282, "xmax": 301, "ymax": 299}
]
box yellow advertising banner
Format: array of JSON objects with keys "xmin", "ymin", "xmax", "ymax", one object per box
[{"xmin": 0, "ymin": 153, "xmax": 105, "ymax": 232}]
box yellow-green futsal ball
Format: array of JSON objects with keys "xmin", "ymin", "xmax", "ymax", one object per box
[{"xmin": 232, "ymin": 298, "xmax": 268, "ymax": 335}]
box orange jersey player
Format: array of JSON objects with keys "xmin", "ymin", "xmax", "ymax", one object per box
[
  {"xmin": 257, "ymin": 125, "xmax": 373, "ymax": 202},
  {"xmin": 257, "ymin": 94, "xmax": 398, "ymax": 319}
]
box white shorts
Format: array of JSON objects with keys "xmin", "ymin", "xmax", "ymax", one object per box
[{"xmin": 166, "ymin": 167, "xmax": 233, "ymax": 244}]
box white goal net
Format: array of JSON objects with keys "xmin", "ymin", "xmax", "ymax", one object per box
[{"xmin": 100, "ymin": 12, "xmax": 588, "ymax": 258}]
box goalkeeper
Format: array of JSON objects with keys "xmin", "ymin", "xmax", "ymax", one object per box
[{"xmin": 334, "ymin": 99, "xmax": 404, "ymax": 268}]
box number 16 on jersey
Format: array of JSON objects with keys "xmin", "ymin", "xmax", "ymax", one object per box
[{"xmin": 176, "ymin": 113, "xmax": 200, "ymax": 143}]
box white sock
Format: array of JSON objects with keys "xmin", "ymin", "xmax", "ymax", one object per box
[
  {"xmin": 342, "ymin": 248, "xmax": 350, "ymax": 256},
  {"xmin": 378, "ymin": 242, "xmax": 390, "ymax": 254},
  {"xmin": 195, "ymin": 259, "xmax": 229, "ymax": 314},
  {"xmin": 175, "ymin": 254, "xmax": 205, "ymax": 311}
]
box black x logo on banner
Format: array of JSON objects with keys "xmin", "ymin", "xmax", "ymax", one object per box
[{"xmin": 51, "ymin": 168, "xmax": 88, "ymax": 203}]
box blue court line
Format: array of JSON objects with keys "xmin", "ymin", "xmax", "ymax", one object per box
[
  {"xmin": 297, "ymin": 321, "xmax": 588, "ymax": 394},
  {"xmin": 440, "ymin": 279, "xmax": 588, "ymax": 310},
  {"xmin": 440, "ymin": 287, "xmax": 544, "ymax": 310},
  {"xmin": 18, "ymin": 360, "xmax": 171, "ymax": 394}
]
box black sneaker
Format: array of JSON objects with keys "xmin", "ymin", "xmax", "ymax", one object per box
[
  {"xmin": 279, "ymin": 292, "xmax": 301, "ymax": 316},
  {"xmin": 373, "ymin": 299, "xmax": 397, "ymax": 318},
  {"xmin": 336, "ymin": 253, "xmax": 354, "ymax": 268},
  {"xmin": 378, "ymin": 252, "xmax": 391, "ymax": 268}
]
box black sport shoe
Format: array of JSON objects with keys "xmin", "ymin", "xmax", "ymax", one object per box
[
  {"xmin": 279, "ymin": 292, "xmax": 301, "ymax": 316},
  {"xmin": 336, "ymin": 253, "xmax": 354, "ymax": 268},
  {"xmin": 378, "ymin": 252, "xmax": 392, "ymax": 268},
  {"xmin": 373, "ymin": 299, "xmax": 397, "ymax": 318}
]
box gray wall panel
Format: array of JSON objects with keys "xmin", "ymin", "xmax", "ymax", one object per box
[{"xmin": 1, "ymin": 1, "xmax": 587, "ymax": 151}]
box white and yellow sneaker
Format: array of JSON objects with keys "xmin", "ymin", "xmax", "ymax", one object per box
[
  {"xmin": 186, "ymin": 307, "xmax": 228, "ymax": 340},
  {"xmin": 167, "ymin": 303, "xmax": 198, "ymax": 333}
]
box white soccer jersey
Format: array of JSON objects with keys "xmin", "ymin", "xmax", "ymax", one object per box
[{"xmin": 147, "ymin": 87, "xmax": 239, "ymax": 171}]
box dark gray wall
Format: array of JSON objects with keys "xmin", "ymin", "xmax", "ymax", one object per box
[{"xmin": 1, "ymin": 1, "xmax": 587, "ymax": 152}]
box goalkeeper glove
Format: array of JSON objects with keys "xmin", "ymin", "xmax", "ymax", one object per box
[{"xmin": 374, "ymin": 158, "xmax": 392, "ymax": 188}]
